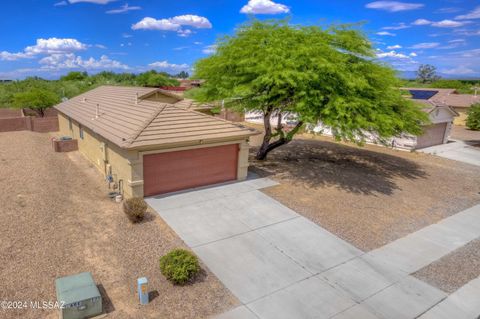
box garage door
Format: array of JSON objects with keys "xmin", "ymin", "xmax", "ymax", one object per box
[
  {"xmin": 143, "ymin": 144, "xmax": 238, "ymax": 196},
  {"xmin": 416, "ymin": 123, "xmax": 447, "ymax": 149}
]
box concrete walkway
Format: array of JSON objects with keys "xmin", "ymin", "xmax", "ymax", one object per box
[
  {"xmin": 146, "ymin": 178, "xmax": 480, "ymax": 319},
  {"xmin": 419, "ymin": 140, "xmax": 480, "ymax": 167}
]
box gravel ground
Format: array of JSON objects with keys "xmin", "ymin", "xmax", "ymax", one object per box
[
  {"xmin": 246, "ymin": 124, "xmax": 480, "ymax": 251},
  {"xmin": 0, "ymin": 131, "xmax": 238, "ymax": 319},
  {"xmin": 450, "ymin": 125, "xmax": 480, "ymax": 143},
  {"xmin": 413, "ymin": 239, "xmax": 480, "ymax": 293}
]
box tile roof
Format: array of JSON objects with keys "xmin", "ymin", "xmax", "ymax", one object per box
[
  {"xmin": 401, "ymin": 87, "xmax": 479, "ymax": 107},
  {"xmin": 54, "ymin": 86, "xmax": 258, "ymax": 150}
]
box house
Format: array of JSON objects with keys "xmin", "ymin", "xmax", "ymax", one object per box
[
  {"xmin": 54, "ymin": 86, "xmax": 258, "ymax": 198},
  {"xmin": 402, "ymin": 87, "xmax": 479, "ymax": 126},
  {"xmin": 245, "ymin": 103, "xmax": 457, "ymax": 150}
]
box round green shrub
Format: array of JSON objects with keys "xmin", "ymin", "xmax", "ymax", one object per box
[
  {"xmin": 123, "ymin": 197, "xmax": 147, "ymax": 223},
  {"xmin": 159, "ymin": 249, "xmax": 200, "ymax": 285},
  {"xmin": 466, "ymin": 104, "xmax": 480, "ymax": 131}
]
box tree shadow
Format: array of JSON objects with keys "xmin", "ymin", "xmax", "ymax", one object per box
[{"xmin": 250, "ymin": 138, "xmax": 428, "ymax": 196}]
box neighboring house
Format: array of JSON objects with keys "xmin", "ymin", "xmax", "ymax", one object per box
[
  {"xmin": 54, "ymin": 86, "xmax": 258, "ymax": 198},
  {"xmin": 245, "ymin": 103, "xmax": 457, "ymax": 150},
  {"xmin": 402, "ymin": 87, "xmax": 479, "ymax": 126}
]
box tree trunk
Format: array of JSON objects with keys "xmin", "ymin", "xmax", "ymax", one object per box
[{"xmin": 255, "ymin": 112, "xmax": 303, "ymax": 160}]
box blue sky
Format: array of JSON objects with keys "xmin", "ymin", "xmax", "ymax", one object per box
[{"xmin": 0, "ymin": 0, "xmax": 479, "ymax": 79}]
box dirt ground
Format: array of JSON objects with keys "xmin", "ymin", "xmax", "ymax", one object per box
[
  {"xmin": 450, "ymin": 125, "xmax": 480, "ymax": 143},
  {"xmin": 0, "ymin": 131, "xmax": 237, "ymax": 319},
  {"xmin": 246, "ymin": 124, "xmax": 480, "ymax": 251}
]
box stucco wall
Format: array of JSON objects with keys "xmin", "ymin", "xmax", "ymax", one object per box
[
  {"xmin": 58, "ymin": 113, "xmax": 251, "ymax": 198},
  {"xmin": 58, "ymin": 113, "xmax": 137, "ymax": 198},
  {"xmin": 453, "ymin": 107, "xmax": 468, "ymax": 126}
]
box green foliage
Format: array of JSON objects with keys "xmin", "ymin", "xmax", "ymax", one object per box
[
  {"xmin": 466, "ymin": 104, "xmax": 480, "ymax": 131},
  {"xmin": 13, "ymin": 88, "xmax": 60, "ymax": 116},
  {"xmin": 159, "ymin": 249, "xmax": 200, "ymax": 285},
  {"xmin": 401, "ymin": 79, "xmax": 480, "ymax": 94},
  {"xmin": 136, "ymin": 70, "xmax": 180, "ymax": 87},
  {"xmin": 193, "ymin": 19, "xmax": 428, "ymax": 159},
  {"xmin": 123, "ymin": 197, "xmax": 147, "ymax": 223},
  {"xmin": 0, "ymin": 70, "xmax": 180, "ymax": 109},
  {"xmin": 416, "ymin": 64, "xmax": 440, "ymax": 84},
  {"xmin": 174, "ymin": 71, "xmax": 189, "ymax": 79},
  {"xmin": 61, "ymin": 71, "xmax": 88, "ymax": 81}
]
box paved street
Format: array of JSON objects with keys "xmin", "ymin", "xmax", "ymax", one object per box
[{"xmin": 146, "ymin": 178, "xmax": 480, "ymax": 319}]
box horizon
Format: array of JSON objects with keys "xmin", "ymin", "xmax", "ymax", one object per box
[{"xmin": 1, "ymin": 0, "xmax": 479, "ymax": 80}]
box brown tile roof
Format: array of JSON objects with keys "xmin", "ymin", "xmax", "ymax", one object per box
[
  {"xmin": 54, "ymin": 86, "xmax": 258, "ymax": 150},
  {"xmin": 401, "ymin": 87, "xmax": 479, "ymax": 107}
]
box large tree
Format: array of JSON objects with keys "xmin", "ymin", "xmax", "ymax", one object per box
[
  {"xmin": 192, "ymin": 20, "xmax": 428, "ymax": 160},
  {"xmin": 13, "ymin": 88, "xmax": 60, "ymax": 117},
  {"xmin": 416, "ymin": 64, "xmax": 440, "ymax": 84}
]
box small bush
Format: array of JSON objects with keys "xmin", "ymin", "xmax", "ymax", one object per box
[
  {"xmin": 123, "ymin": 197, "xmax": 147, "ymax": 223},
  {"xmin": 159, "ymin": 249, "xmax": 200, "ymax": 285},
  {"xmin": 466, "ymin": 104, "xmax": 480, "ymax": 131}
]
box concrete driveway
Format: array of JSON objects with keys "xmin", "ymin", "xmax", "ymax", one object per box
[
  {"xmin": 146, "ymin": 177, "xmax": 480, "ymax": 319},
  {"xmin": 419, "ymin": 140, "xmax": 480, "ymax": 167}
]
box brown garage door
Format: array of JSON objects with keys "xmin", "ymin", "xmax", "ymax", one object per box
[
  {"xmin": 416, "ymin": 123, "xmax": 447, "ymax": 149},
  {"xmin": 143, "ymin": 144, "xmax": 238, "ymax": 196}
]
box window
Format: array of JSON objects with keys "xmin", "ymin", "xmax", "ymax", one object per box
[
  {"xmin": 79, "ymin": 125, "xmax": 84, "ymax": 140},
  {"xmin": 68, "ymin": 118, "xmax": 72, "ymax": 130}
]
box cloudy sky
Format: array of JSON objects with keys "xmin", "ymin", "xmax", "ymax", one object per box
[{"xmin": 1, "ymin": 0, "xmax": 479, "ymax": 79}]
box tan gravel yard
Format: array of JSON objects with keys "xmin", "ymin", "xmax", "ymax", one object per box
[
  {"xmin": 0, "ymin": 131, "xmax": 237, "ymax": 319},
  {"xmin": 248, "ymin": 129, "xmax": 480, "ymax": 251},
  {"xmin": 413, "ymin": 238, "xmax": 480, "ymax": 293}
]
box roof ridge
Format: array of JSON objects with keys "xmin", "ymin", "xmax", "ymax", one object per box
[{"xmin": 124, "ymin": 103, "xmax": 170, "ymax": 146}]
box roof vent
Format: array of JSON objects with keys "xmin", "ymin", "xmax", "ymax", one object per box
[
  {"xmin": 95, "ymin": 104, "xmax": 100, "ymax": 119},
  {"xmin": 135, "ymin": 93, "xmax": 139, "ymax": 105},
  {"xmin": 83, "ymin": 97, "xmax": 87, "ymax": 103}
]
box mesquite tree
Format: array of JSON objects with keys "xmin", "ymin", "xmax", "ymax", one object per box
[{"xmin": 192, "ymin": 20, "xmax": 427, "ymax": 160}]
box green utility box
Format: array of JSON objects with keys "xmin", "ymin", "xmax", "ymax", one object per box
[{"xmin": 55, "ymin": 272, "xmax": 102, "ymax": 319}]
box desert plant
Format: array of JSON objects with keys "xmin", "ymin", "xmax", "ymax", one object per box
[
  {"xmin": 466, "ymin": 104, "xmax": 480, "ymax": 131},
  {"xmin": 159, "ymin": 249, "xmax": 200, "ymax": 285},
  {"xmin": 123, "ymin": 197, "xmax": 147, "ymax": 223}
]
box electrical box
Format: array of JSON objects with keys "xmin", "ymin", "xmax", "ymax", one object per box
[{"xmin": 55, "ymin": 272, "xmax": 102, "ymax": 319}]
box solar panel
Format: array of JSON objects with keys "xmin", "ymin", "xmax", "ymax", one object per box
[{"xmin": 408, "ymin": 90, "xmax": 439, "ymax": 100}]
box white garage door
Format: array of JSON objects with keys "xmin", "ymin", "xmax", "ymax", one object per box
[{"xmin": 416, "ymin": 123, "xmax": 447, "ymax": 149}]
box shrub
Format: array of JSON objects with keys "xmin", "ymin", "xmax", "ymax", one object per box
[
  {"xmin": 466, "ymin": 104, "xmax": 480, "ymax": 131},
  {"xmin": 159, "ymin": 249, "xmax": 200, "ymax": 285},
  {"xmin": 123, "ymin": 197, "xmax": 147, "ymax": 223}
]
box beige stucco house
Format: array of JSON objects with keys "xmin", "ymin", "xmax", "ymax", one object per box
[
  {"xmin": 402, "ymin": 88, "xmax": 479, "ymax": 126},
  {"xmin": 54, "ymin": 86, "xmax": 258, "ymax": 198}
]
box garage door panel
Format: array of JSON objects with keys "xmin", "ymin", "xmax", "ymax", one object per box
[
  {"xmin": 416, "ymin": 123, "xmax": 447, "ymax": 149},
  {"xmin": 143, "ymin": 144, "xmax": 238, "ymax": 196}
]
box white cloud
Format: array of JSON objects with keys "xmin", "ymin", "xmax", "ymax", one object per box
[
  {"xmin": 435, "ymin": 7, "xmax": 462, "ymax": 14},
  {"xmin": 0, "ymin": 38, "xmax": 87, "ymax": 61},
  {"xmin": 132, "ymin": 15, "xmax": 212, "ymax": 36},
  {"xmin": 365, "ymin": 1, "xmax": 424, "ymax": 12},
  {"xmin": 376, "ymin": 31, "xmax": 396, "ymax": 36},
  {"xmin": 106, "ymin": 3, "xmax": 141, "ymax": 14},
  {"xmin": 148, "ymin": 61, "xmax": 190, "ymax": 72},
  {"xmin": 387, "ymin": 44, "xmax": 402, "ymax": 49},
  {"xmin": 382, "ymin": 23, "xmax": 410, "ymax": 30},
  {"xmin": 376, "ymin": 50, "xmax": 409, "ymax": 59},
  {"xmin": 412, "ymin": 18, "xmax": 470, "ymax": 28},
  {"xmin": 39, "ymin": 53, "xmax": 129, "ymax": 70},
  {"xmin": 410, "ymin": 52, "xmax": 417, "ymax": 57},
  {"xmin": 455, "ymin": 6, "xmax": 480, "ymax": 20},
  {"xmin": 122, "ymin": 33, "xmax": 133, "ymax": 38},
  {"xmin": 441, "ymin": 66, "xmax": 475, "ymax": 75},
  {"xmin": 132, "ymin": 17, "xmax": 180, "ymax": 31},
  {"xmin": 431, "ymin": 19, "xmax": 467, "ymax": 28},
  {"xmin": 240, "ymin": 0, "xmax": 290, "ymax": 14},
  {"xmin": 409, "ymin": 42, "xmax": 440, "ymax": 49},
  {"xmin": 68, "ymin": 0, "xmax": 116, "ymax": 4},
  {"xmin": 54, "ymin": 1, "xmax": 68, "ymax": 6},
  {"xmin": 202, "ymin": 45, "xmax": 217, "ymax": 54},
  {"xmin": 170, "ymin": 15, "xmax": 212, "ymax": 29},
  {"xmin": 412, "ymin": 19, "xmax": 431, "ymax": 25}
]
